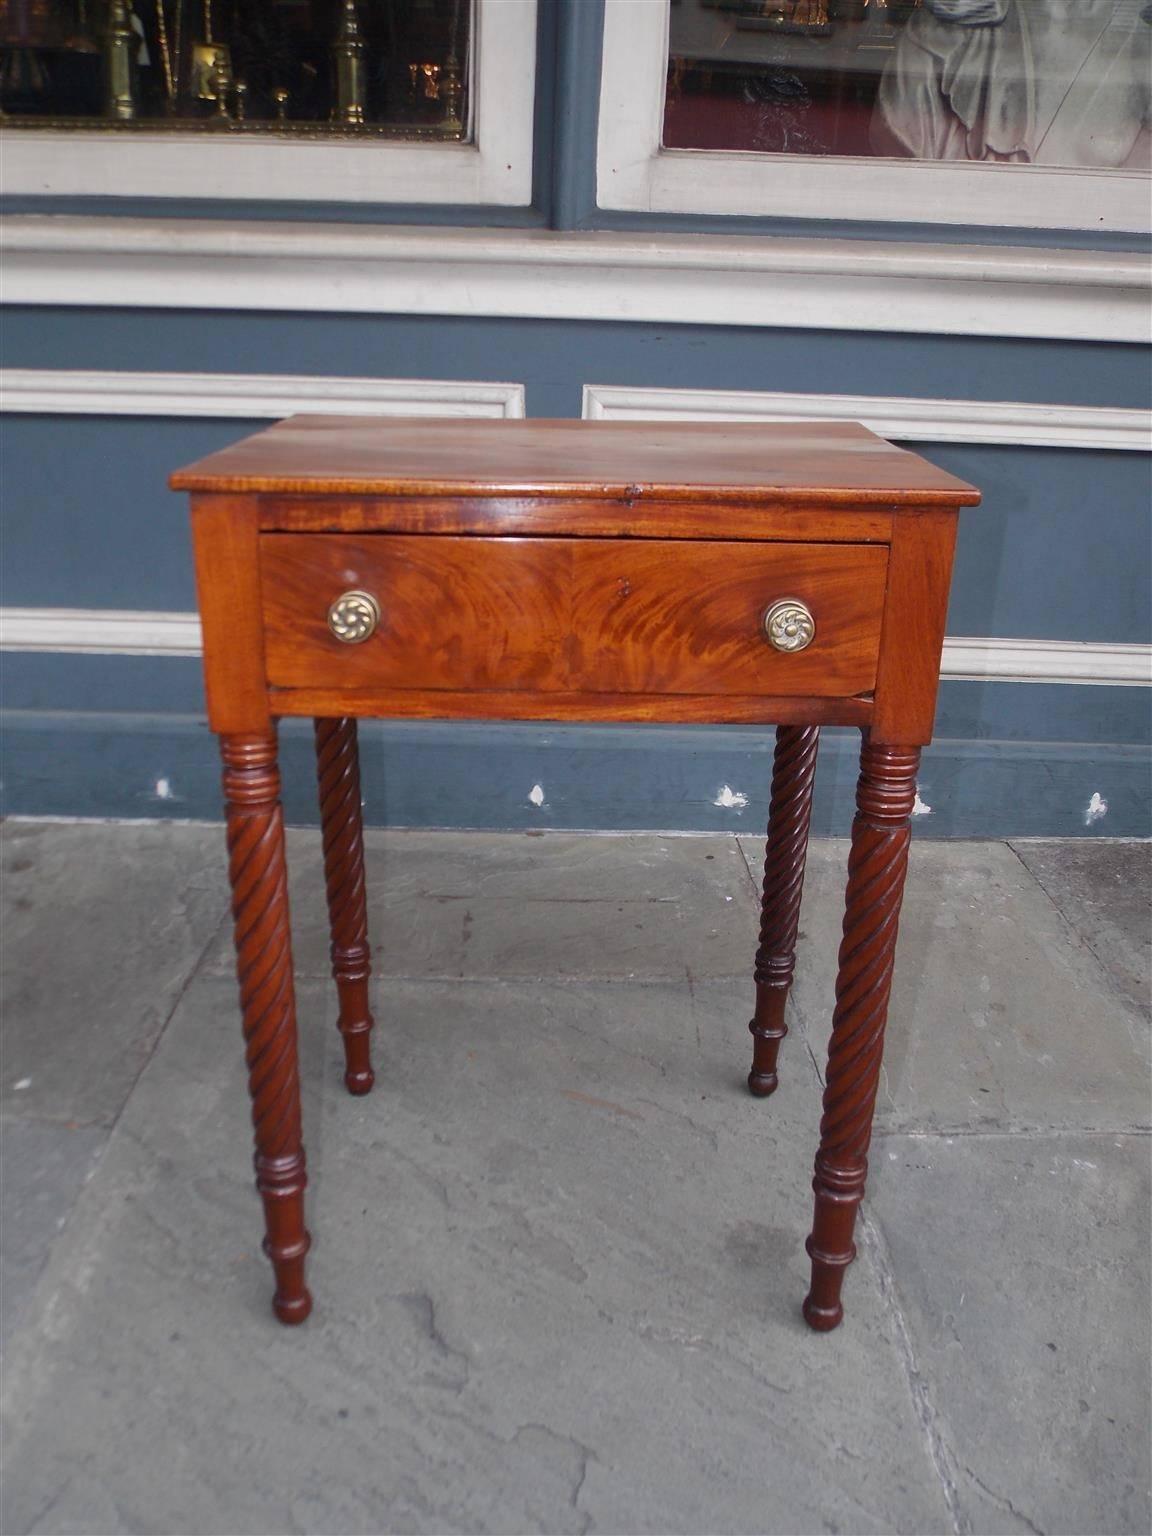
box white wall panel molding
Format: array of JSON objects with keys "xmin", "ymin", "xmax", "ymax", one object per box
[
  {"xmin": 942, "ymin": 638, "xmax": 1150, "ymax": 687},
  {"xmin": 2, "ymin": 609, "xmax": 1148, "ymax": 687},
  {"xmin": 0, "ymin": 0, "xmax": 536, "ymax": 205},
  {"xmin": 0, "ymin": 610, "xmax": 203, "ymax": 658},
  {"xmin": 598, "ymin": 0, "xmax": 1151, "ymax": 233},
  {"xmin": 583, "ymin": 385, "xmax": 1152, "ymax": 452},
  {"xmin": 2, "ymin": 217, "xmax": 1147, "ymax": 343},
  {"xmin": 0, "ymin": 369, "xmax": 525, "ymax": 419}
]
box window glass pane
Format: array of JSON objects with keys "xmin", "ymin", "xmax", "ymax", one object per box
[
  {"xmin": 665, "ymin": 0, "xmax": 1150, "ymax": 169},
  {"xmin": 0, "ymin": 0, "xmax": 470, "ymax": 137}
]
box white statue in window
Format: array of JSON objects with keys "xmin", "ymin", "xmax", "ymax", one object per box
[{"xmin": 871, "ymin": 0, "xmax": 1151, "ymax": 168}]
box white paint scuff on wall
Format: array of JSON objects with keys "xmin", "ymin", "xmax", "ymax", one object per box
[
  {"xmin": 154, "ymin": 778, "xmax": 174, "ymax": 801},
  {"xmin": 527, "ymin": 784, "xmax": 546, "ymax": 808},
  {"xmin": 912, "ymin": 791, "xmax": 933, "ymax": 817},
  {"xmin": 713, "ymin": 785, "xmax": 749, "ymax": 811},
  {"xmin": 1084, "ymin": 792, "xmax": 1109, "ymax": 826}
]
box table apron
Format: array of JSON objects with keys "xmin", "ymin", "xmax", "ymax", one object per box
[{"xmin": 263, "ymin": 689, "xmax": 874, "ymax": 726}]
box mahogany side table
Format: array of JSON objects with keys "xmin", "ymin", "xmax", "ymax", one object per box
[{"xmin": 172, "ymin": 416, "xmax": 980, "ymax": 1332}]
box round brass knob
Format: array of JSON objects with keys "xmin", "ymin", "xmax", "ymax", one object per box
[
  {"xmin": 327, "ymin": 590, "xmax": 380, "ymax": 644},
  {"xmin": 763, "ymin": 598, "xmax": 815, "ymax": 653}
]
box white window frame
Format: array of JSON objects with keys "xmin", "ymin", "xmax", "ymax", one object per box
[
  {"xmin": 597, "ymin": 0, "xmax": 1150, "ymax": 233},
  {"xmin": 0, "ymin": 0, "xmax": 536, "ymax": 205}
]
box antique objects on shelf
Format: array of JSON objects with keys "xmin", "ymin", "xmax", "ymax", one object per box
[
  {"xmin": 153, "ymin": 0, "xmax": 179, "ymax": 107},
  {"xmin": 440, "ymin": 0, "xmax": 464, "ymax": 133},
  {"xmin": 330, "ymin": 0, "xmax": 364, "ymax": 127},
  {"xmin": 750, "ymin": 0, "xmax": 832, "ymax": 37},
  {"xmin": 171, "ymin": 416, "xmax": 980, "ymax": 1333},
  {"xmin": 189, "ymin": 0, "xmax": 230, "ymax": 103},
  {"xmin": 441, "ymin": 52, "xmax": 462, "ymax": 133},
  {"xmin": 3, "ymin": 0, "xmax": 472, "ymax": 134},
  {"xmin": 103, "ymin": 0, "xmax": 137, "ymax": 119},
  {"xmin": 409, "ymin": 61, "xmax": 440, "ymax": 100},
  {"xmin": 210, "ymin": 44, "xmax": 229, "ymax": 119}
]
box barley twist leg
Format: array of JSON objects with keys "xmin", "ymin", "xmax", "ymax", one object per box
[
  {"xmin": 803, "ymin": 738, "xmax": 919, "ymax": 1332},
  {"xmin": 748, "ymin": 725, "xmax": 820, "ymax": 1097},
  {"xmin": 222, "ymin": 730, "xmax": 312, "ymax": 1325},
  {"xmin": 314, "ymin": 717, "xmax": 376, "ymax": 1095}
]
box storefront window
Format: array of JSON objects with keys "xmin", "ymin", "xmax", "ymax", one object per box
[
  {"xmin": 0, "ymin": 0, "xmax": 471, "ymax": 138},
  {"xmin": 665, "ymin": 0, "xmax": 1150, "ymax": 169}
]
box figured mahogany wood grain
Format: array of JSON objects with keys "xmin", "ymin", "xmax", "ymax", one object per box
[
  {"xmin": 572, "ymin": 541, "xmax": 886, "ymax": 696},
  {"xmin": 260, "ymin": 535, "xmax": 888, "ymax": 699},
  {"xmin": 870, "ymin": 509, "xmax": 960, "ymax": 746},
  {"xmin": 257, "ymin": 495, "xmax": 894, "ymax": 545},
  {"xmin": 267, "ymin": 687, "xmax": 875, "ymax": 726},
  {"xmin": 263, "ymin": 535, "xmax": 569, "ymax": 693},
  {"xmin": 190, "ymin": 494, "xmax": 270, "ymax": 734},
  {"xmin": 171, "ymin": 417, "xmax": 981, "ymax": 507}
]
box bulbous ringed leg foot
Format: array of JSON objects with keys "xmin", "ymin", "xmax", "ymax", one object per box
[
  {"xmin": 747, "ymin": 995, "xmax": 785, "ymax": 1097},
  {"xmin": 274, "ymin": 1294, "xmax": 313, "ymax": 1326},
  {"xmin": 747, "ymin": 1070, "xmax": 780, "ymax": 1099},
  {"xmin": 800, "ymin": 1296, "xmax": 844, "ymax": 1333}
]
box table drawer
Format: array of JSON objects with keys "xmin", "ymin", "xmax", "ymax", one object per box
[{"xmin": 260, "ymin": 534, "xmax": 888, "ymax": 697}]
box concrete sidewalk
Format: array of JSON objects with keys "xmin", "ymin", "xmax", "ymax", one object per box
[{"xmin": 1, "ymin": 823, "xmax": 1148, "ymax": 1536}]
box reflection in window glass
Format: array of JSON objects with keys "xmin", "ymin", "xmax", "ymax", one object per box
[
  {"xmin": 665, "ymin": 0, "xmax": 1150, "ymax": 168},
  {"xmin": 0, "ymin": 0, "xmax": 471, "ymax": 137}
]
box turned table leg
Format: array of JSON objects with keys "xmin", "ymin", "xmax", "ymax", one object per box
[
  {"xmin": 314, "ymin": 717, "xmax": 376, "ymax": 1095},
  {"xmin": 748, "ymin": 724, "xmax": 820, "ymax": 1097},
  {"xmin": 221, "ymin": 730, "xmax": 312, "ymax": 1325},
  {"xmin": 803, "ymin": 737, "xmax": 919, "ymax": 1332}
]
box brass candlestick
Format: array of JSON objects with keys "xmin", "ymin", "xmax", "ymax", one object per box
[
  {"xmin": 154, "ymin": 0, "xmax": 176, "ymax": 102},
  {"xmin": 212, "ymin": 46, "xmax": 230, "ymax": 119},
  {"xmin": 441, "ymin": 51, "xmax": 462, "ymax": 134},
  {"xmin": 442, "ymin": 0, "xmax": 463, "ymax": 134},
  {"xmin": 273, "ymin": 85, "xmax": 289, "ymax": 124},
  {"xmin": 103, "ymin": 0, "xmax": 137, "ymax": 119},
  {"xmin": 331, "ymin": 0, "xmax": 365, "ymax": 127}
]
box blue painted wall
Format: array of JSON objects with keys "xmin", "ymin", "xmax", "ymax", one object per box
[
  {"xmin": 1, "ymin": 323, "xmax": 1148, "ymax": 836},
  {"xmin": 1, "ymin": 1, "xmax": 1149, "ymax": 836}
]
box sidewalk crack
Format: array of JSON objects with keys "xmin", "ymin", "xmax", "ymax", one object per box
[{"xmin": 858, "ymin": 1208, "xmax": 970, "ymax": 1535}]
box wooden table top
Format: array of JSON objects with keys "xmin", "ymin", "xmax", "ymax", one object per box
[{"xmin": 171, "ymin": 416, "xmax": 981, "ymax": 506}]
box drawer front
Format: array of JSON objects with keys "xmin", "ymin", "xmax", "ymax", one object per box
[
  {"xmin": 260, "ymin": 534, "xmax": 888, "ymax": 697},
  {"xmin": 571, "ymin": 540, "xmax": 886, "ymax": 696}
]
